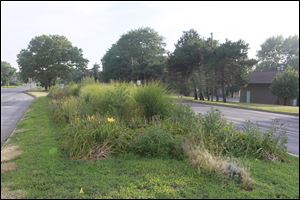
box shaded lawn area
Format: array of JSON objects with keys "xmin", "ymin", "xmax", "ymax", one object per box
[
  {"xmin": 1, "ymin": 97, "xmax": 299, "ymax": 199},
  {"xmin": 171, "ymin": 95, "xmax": 299, "ymax": 116}
]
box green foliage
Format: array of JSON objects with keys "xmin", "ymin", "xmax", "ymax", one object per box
[
  {"xmin": 256, "ymin": 35, "xmax": 299, "ymax": 72},
  {"xmin": 63, "ymin": 115, "xmax": 134, "ymax": 159},
  {"xmin": 17, "ymin": 34, "xmax": 88, "ymax": 90},
  {"xmin": 163, "ymin": 104, "xmax": 202, "ymax": 136},
  {"xmin": 129, "ymin": 125, "xmax": 183, "ymax": 159},
  {"xmin": 271, "ymin": 67, "xmax": 299, "ymax": 105},
  {"xmin": 168, "ymin": 29, "xmax": 207, "ymax": 78},
  {"xmin": 80, "ymin": 76, "xmax": 97, "ymax": 86},
  {"xmin": 79, "ymin": 82, "xmax": 141, "ymax": 119},
  {"xmin": 167, "ymin": 30, "xmax": 256, "ymax": 102},
  {"xmin": 134, "ymin": 82, "xmax": 172, "ymax": 120},
  {"xmin": 48, "ymin": 80, "xmax": 288, "ymax": 163},
  {"xmin": 48, "ymin": 86, "xmax": 65, "ymax": 100},
  {"xmin": 48, "ymin": 96, "xmax": 82, "ymax": 124},
  {"xmin": 1, "ymin": 61, "xmax": 16, "ymax": 86},
  {"xmin": 102, "ymin": 27, "xmax": 167, "ymax": 82},
  {"xmin": 63, "ymin": 82, "xmax": 80, "ymax": 96},
  {"xmin": 5, "ymin": 97, "xmax": 298, "ymax": 199},
  {"xmin": 200, "ymin": 108, "xmax": 288, "ymax": 160}
]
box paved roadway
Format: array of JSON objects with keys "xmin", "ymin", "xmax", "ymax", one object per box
[
  {"xmin": 1, "ymin": 85, "xmax": 34, "ymax": 145},
  {"xmin": 184, "ymin": 101, "xmax": 299, "ymax": 156}
]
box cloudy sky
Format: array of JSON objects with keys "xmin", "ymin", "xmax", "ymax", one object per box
[{"xmin": 1, "ymin": 1, "xmax": 299, "ymax": 70}]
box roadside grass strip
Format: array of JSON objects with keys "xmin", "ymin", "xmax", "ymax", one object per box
[{"xmin": 1, "ymin": 97, "xmax": 299, "ymax": 199}]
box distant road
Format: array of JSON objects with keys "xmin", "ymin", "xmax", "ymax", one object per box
[
  {"xmin": 1, "ymin": 85, "xmax": 34, "ymax": 145},
  {"xmin": 185, "ymin": 101, "xmax": 299, "ymax": 156}
]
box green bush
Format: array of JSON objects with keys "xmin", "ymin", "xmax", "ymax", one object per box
[
  {"xmin": 63, "ymin": 115, "xmax": 135, "ymax": 160},
  {"xmin": 163, "ymin": 104, "xmax": 202, "ymax": 136},
  {"xmin": 79, "ymin": 83, "xmax": 142, "ymax": 120},
  {"xmin": 48, "ymin": 80, "xmax": 288, "ymax": 162},
  {"xmin": 64, "ymin": 82, "xmax": 80, "ymax": 96},
  {"xmin": 48, "ymin": 86, "xmax": 65, "ymax": 100},
  {"xmin": 80, "ymin": 76, "xmax": 97, "ymax": 86},
  {"xmin": 134, "ymin": 82, "xmax": 172, "ymax": 120},
  {"xmin": 129, "ymin": 126, "xmax": 183, "ymax": 159},
  {"xmin": 199, "ymin": 108, "xmax": 288, "ymax": 160},
  {"xmin": 49, "ymin": 96, "xmax": 82, "ymax": 124}
]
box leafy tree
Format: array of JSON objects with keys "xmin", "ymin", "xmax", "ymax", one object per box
[
  {"xmin": 256, "ymin": 35, "xmax": 299, "ymax": 72},
  {"xmin": 64, "ymin": 68, "xmax": 86, "ymax": 83},
  {"xmin": 102, "ymin": 27, "xmax": 167, "ymax": 82},
  {"xmin": 210, "ymin": 39, "xmax": 256, "ymax": 102},
  {"xmin": 270, "ymin": 67, "xmax": 299, "ymax": 105},
  {"xmin": 17, "ymin": 35, "xmax": 88, "ymax": 90},
  {"xmin": 168, "ymin": 29, "xmax": 209, "ymax": 99},
  {"xmin": 1, "ymin": 61, "xmax": 16, "ymax": 86}
]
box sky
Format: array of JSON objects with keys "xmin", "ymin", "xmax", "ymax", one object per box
[{"xmin": 1, "ymin": 1, "xmax": 299, "ymax": 70}]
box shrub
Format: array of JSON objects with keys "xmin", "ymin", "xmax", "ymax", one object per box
[
  {"xmin": 80, "ymin": 76, "xmax": 97, "ymax": 86},
  {"xmin": 64, "ymin": 82, "xmax": 80, "ymax": 96},
  {"xmin": 63, "ymin": 115, "xmax": 135, "ymax": 160},
  {"xmin": 129, "ymin": 126, "xmax": 183, "ymax": 159},
  {"xmin": 241, "ymin": 120, "xmax": 288, "ymax": 161},
  {"xmin": 79, "ymin": 83, "xmax": 142, "ymax": 120},
  {"xmin": 48, "ymin": 99, "xmax": 65, "ymax": 124},
  {"xmin": 134, "ymin": 82, "xmax": 172, "ymax": 120},
  {"xmin": 199, "ymin": 108, "xmax": 288, "ymax": 160},
  {"xmin": 49, "ymin": 96, "xmax": 82, "ymax": 124},
  {"xmin": 163, "ymin": 104, "xmax": 202, "ymax": 136},
  {"xmin": 48, "ymin": 86, "xmax": 65, "ymax": 100}
]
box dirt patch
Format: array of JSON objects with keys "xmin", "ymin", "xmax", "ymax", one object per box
[
  {"xmin": 1, "ymin": 187, "xmax": 26, "ymax": 199},
  {"xmin": 1, "ymin": 162, "xmax": 17, "ymax": 173},
  {"xmin": 1, "ymin": 145, "xmax": 22, "ymax": 163}
]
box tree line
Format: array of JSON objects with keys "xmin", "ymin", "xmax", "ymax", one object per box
[{"xmin": 2, "ymin": 27, "xmax": 298, "ymax": 103}]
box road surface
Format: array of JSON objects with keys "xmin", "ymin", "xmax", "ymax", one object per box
[
  {"xmin": 1, "ymin": 85, "xmax": 34, "ymax": 145},
  {"xmin": 184, "ymin": 101, "xmax": 299, "ymax": 156}
]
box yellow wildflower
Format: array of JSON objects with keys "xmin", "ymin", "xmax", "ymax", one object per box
[
  {"xmin": 79, "ymin": 187, "xmax": 84, "ymax": 194},
  {"xmin": 107, "ymin": 117, "xmax": 115, "ymax": 123}
]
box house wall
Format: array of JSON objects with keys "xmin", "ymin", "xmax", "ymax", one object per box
[{"xmin": 240, "ymin": 84, "xmax": 278, "ymax": 104}]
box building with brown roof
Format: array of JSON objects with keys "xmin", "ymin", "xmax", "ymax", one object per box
[{"xmin": 240, "ymin": 71, "xmax": 296, "ymax": 105}]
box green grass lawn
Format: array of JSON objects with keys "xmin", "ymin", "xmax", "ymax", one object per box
[
  {"xmin": 171, "ymin": 95, "xmax": 299, "ymax": 115},
  {"xmin": 1, "ymin": 97, "xmax": 299, "ymax": 198}
]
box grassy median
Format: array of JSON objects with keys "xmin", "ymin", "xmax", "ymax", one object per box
[{"xmin": 1, "ymin": 97, "xmax": 299, "ymax": 198}]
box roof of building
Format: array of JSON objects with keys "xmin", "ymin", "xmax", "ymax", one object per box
[{"xmin": 248, "ymin": 71, "xmax": 278, "ymax": 84}]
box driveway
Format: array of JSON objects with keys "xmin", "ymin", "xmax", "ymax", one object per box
[
  {"xmin": 1, "ymin": 85, "xmax": 34, "ymax": 145},
  {"xmin": 185, "ymin": 101, "xmax": 299, "ymax": 156}
]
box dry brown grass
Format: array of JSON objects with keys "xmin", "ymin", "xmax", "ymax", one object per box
[
  {"xmin": 13, "ymin": 128, "xmax": 29, "ymax": 134},
  {"xmin": 27, "ymin": 91, "xmax": 48, "ymax": 98},
  {"xmin": 88, "ymin": 142, "xmax": 112, "ymax": 160},
  {"xmin": 1, "ymin": 162, "xmax": 17, "ymax": 173},
  {"xmin": 182, "ymin": 140, "xmax": 253, "ymax": 190},
  {"xmin": 1, "ymin": 145, "xmax": 22, "ymax": 163},
  {"xmin": 1, "ymin": 187, "xmax": 26, "ymax": 199}
]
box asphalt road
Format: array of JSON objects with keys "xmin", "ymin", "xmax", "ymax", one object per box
[
  {"xmin": 184, "ymin": 101, "xmax": 299, "ymax": 156},
  {"xmin": 1, "ymin": 85, "xmax": 34, "ymax": 145}
]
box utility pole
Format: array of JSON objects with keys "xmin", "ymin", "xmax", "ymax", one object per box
[
  {"xmin": 210, "ymin": 32, "xmax": 213, "ymax": 48},
  {"xmin": 210, "ymin": 32, "xmax": 214, "ymax": 102}
]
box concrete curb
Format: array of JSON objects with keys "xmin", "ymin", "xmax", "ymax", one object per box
[
  {"xmin": 1, "ymin": 128, "xmax": 17, "ymax": 151},
  {"xmin": 288, "ymin": 152, "xmax": 299, "ymax": 158}
]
